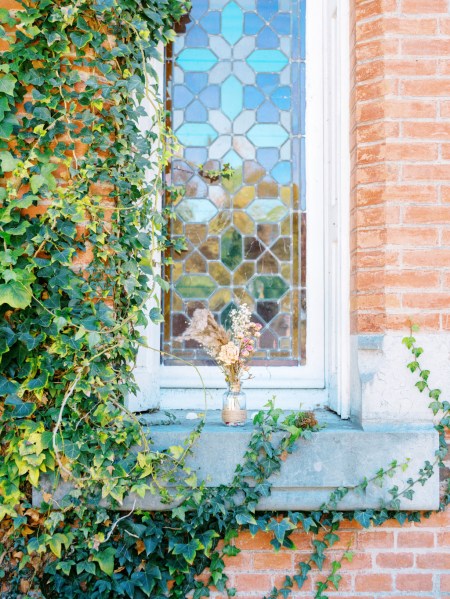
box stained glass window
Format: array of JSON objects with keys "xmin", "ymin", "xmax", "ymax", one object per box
[{"xmin": 163, "ymin": 0, "xmax": 306, "ymax": 367}]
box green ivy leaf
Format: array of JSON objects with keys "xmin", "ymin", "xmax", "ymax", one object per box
[
  {"xmin": 0, "ymin": 73, "xmax": 17, "ymax": 96},
  {"xmin": 0, "ymin": 280, "xmax": 32, "ymax": 309},
  {"xmin": 70, "ymin": 31, "xmax": 93, "ymax": 48},
  {"xmin": 0, "ymin": 151, "xmax": 19, "ymax": 172},
  {"xmin": 92, "ymin": 546, "xmax": 116, "ymax": 576}
]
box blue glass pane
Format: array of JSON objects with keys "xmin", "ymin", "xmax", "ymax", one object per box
[
  {"xmin": 271, "ymin": 86, "xmax": 291, "ymax": 109},
  {"xmin": 247, "ymin": 50, "xmax": 288, "ymax": 72},
  {"xmin": 199, "ymin": 85, "xmax": 220, "ymax": 108},
  {"xmin": 177, "ymin": 49, "xmax": 218, "ymax": 71},
  {"xmin": 185, "ymin": 73, "xmax": 208, "ymax": 93},
  {"xmin": 176, "ymin": 123, "xmax": 218, "ymax": 146},
  {"xmin": 271, "ymin": 13, "xmax": 290, "ymax": 34},
  {"xmin": 244, "ymin": 13, "xmax": 264, "ymax": 34},
  {"xmin": 256, "ymin": 27, "xmax": 279, "ymax": 49},
  {"xmin": 185, "ymin": 147, "xmax": 208, "ymax": 165},
  {"xmin": 256, "ymin": 101, "xmax": 278, "ymax": 123},
  {"xmin": 244, "ymin": 86, "xmax": 264, "ymax": 108},
  {"xmin": 221, "ymin": 76, "xmax": 243, "ymax": 120},
  {"xmin": 256, "ymin": 0, "xmax": 278, "ymax": 21},
  {"xmin": 191, "ymin": 0, "xmax": 208, "ymax": 19},
  {"xmin": 201, "ymin": 12, "xmax": 221, "ymax": 34},
  {"xmin": 185, "ymin": 26, "xmax": 208, "ymax": 47},
  {"xmin": 173, "ymin": 86, "xmax": 194, "ymax": 109},
  {"xmin": 256, "ymin": 148, "xmax": 278, "ymax": 170},
  {"xmin": 185, "ymin": 100, "xmax": 208, "ymax": 122},
  {"xmin": 271, "ymin": 161, "xmax": 291, "ymax": 184},
  {"xmin": 222, "ymin": 2, "xmax": 244, "ymax": 44},
  {"xmin": 256, "ymin": 73, "xmax": 279, "ymax": 94},
  {"xmin": 223, "ymin": 149, "xmax": 241, "ymax": 168},
  {"xmin": 247, "ymin": 124, "xmax": 288, "ymax": 147}
]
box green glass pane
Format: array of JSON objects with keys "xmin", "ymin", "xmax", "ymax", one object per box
[
  {"xmin": 175, "ymin": 275, "xmax": 217, "ymax": 298},
  {"xmin": 221, "ymin": 228, "xmax": 243, "ymax": 271},
  {"xmin": 247, "ymin": 275, "xmax": 289, "ymax": 300},
  {"xmin": 176, "ymin": 199, "xmax": 218, "ymax": 223},
  {"xmin": 248, "ymin": 199, "xmax": 289, "ymax": 222}
]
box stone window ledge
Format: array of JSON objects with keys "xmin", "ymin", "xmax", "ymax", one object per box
[{"xmin": 34, "ymin": 410, "xmax": 439, "ymax": 511}]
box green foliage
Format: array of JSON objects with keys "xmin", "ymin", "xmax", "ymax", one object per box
[{"xmin": 0, "ymin": 0, "xmax": 448, "ymax": 597}]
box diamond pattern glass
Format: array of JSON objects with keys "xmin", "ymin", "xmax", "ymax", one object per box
[{"xmin": 163, "ymin": 0, "xmax": 306, "ymax": 366}]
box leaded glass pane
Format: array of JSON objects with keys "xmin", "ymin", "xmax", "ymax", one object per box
[{"xmin": 163, "ymin": 0, "xmax": 306, "ymax": 366}]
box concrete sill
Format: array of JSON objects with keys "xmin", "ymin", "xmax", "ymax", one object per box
[{"xmin": 34, "ymin": 410, "xmax": 439, "ymax": 512}]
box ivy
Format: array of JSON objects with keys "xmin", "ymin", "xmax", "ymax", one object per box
[{"xmin": 0, "ymin": 1, "xmax": 449, "ymax": 598}]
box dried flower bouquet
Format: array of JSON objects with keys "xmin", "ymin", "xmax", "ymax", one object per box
[{"xmin": 180, "ymin": 304, "xmax": 261, "ymax": 424}]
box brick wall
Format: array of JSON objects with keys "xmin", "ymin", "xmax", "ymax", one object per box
[
  {"xmin": 351, "ymin": 0, "xmax": 450, "ymax": 333},
  {"xmin": 212, "ymin": 511, "xmax": 450, "ymax": 598}
]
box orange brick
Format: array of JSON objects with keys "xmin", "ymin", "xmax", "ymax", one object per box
[
  {"xmin": 402, "ymin": 0, "xmax": 448, "ymax": 12},
  {"xmin": 402, "ymin": 79, "xmax": 450, "ymax": 97},
  {"xmin": 376, "ymin": 552, "xmax": 414, "ymax": 568},
  {"xmin": 359, "ymin": 531, "xmax": 395, "ymax": 549},
  {"xmin": 403, "ymin": 293, "xmax": 450, "ymax": 310},
  {"xmin": 416, "ymin": 552, "xmax": 450, "ymax": 569},
  {"xmin": 404, "ymin": 206, "xmax": 450, "ymax": 223},
  {"xmin": 403, "ymin": 249, "xmax": 450, "ymax": 267},
  {"xmin": 386, "ymin": 227, "xmax": 439, "ymax": 246},
  {"xmin": 354, "ymin": 573, "xmax": 393, "ymax": 592},
  {"xmin": 396, "ymin": 573, "xmax": 433, "ymax": 591},
  {"xmin": 385, "ymin": 58, "xmax": 438, "ymax": 75},
  {"xmin": 402, "ymin": 40, "xmax": 450, "ymax": 56},
  {"xmin": 233, "ymin": 573, "xmax": 271, "ymax": 592},
  {"xmin": 357, "ymin": 121, "xmax": 399, "ymax": 143},
  {"xmin": 384, "ymin": 100, "xmax": 437, "ymax": 119},
  {"xmin": 403, "ymin": 165, "xmax": 450, "ymax": 181},
  {"xmin": 356, "ymin": 0, "xmax": 397, "ymax": 21},
  {"xmin": 441, "ymin": 574, "xmax": 450, "ymax": 591},
  {"xmin": 386, "ymin": 142, "xmax": 438, "ymax": 161},
  {"xmin": 383, "ymin": 17, "xmax": 438, "ymax": 35},
  {"xmin": 397, "ymin": 531, "xmax": 435, "ymax": 548},
  {"xmin": 385, "ymin": 270, "xmax": 439, "ymax": 288},
  {"xmin": 357, "ymin": 39, "xmax": 399, "ymax": 62},
  {"xmin": 403, "ymin": 122, "xmax": 450, "ymax": 139},
  {"xmin": 234, "ymin": 532, "xmax": 272, "ymax": 550},
  {"xmin": 253, "ymin": 553, "xmax": 293, "ymax": 570}
]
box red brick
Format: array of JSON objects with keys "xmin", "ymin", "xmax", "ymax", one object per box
[
  {"xmin": 403, "ymin": 165, "xmax": 450, "ymax": 181},
  {"xmin": 233, "ymin": 573, "xmax": 272, "ymax": 592},
  {"xmin": 396, "ymin": 573, "xmax": 433, "ymax": 591},
  {"xmin": 397, "ymin": 531, "xmax": 436, "ymax": 548},
  {"xmin": 253, "ymin": 553, "xmax": 293, "ymax": 570},
  {"xmin": 416, "ymin": 552, "xmax": 450, "ymax": 569},
  {"xmin": 359, "ymin": 531, "xmax": 395, "ymax": 548},
  {"xmin": 402, "ymin": 79, "xmax": 450, "ymax": 97},
  {"xmin": 402, "ymin": 0, "xmax": 448, "ymax": 13},
  {"xmin": 354, "ymin": 573, "xmax": 393, "ymax": 592},
  {"xmin": 376, "ymin": 552, "xmax": 414, "ymax": 568}
]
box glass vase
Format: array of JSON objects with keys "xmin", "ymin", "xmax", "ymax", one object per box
[{"xmin": 222, "ymin": 382, "xmax": 247, "ymax": 426}]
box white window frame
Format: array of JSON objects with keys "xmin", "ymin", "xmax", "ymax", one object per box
[{"xmin": 130, "ymin": 0, "xmax": 350, "ymax": 414}]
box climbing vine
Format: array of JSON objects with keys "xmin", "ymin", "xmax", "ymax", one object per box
[{"xmin": 0, "ymin": 2, "xmax": 448, "ymax": 598}]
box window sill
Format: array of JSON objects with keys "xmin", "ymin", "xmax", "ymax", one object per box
[
  {"xmin": 34, "ymin": 410, "xmax": 439, "ymax": 511},
  {"xmin": 136, "ymin": 409, "xmax": 439, "ymax": 511}
]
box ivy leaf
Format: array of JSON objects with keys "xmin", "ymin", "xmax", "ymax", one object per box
[
  {"xmin": 5, "ymin": 395, "xmax": 36, "ymax": 418},
  {"xmin": 267, "ymin": 518, "xmax": 296, "ymax": 544},
  {"xmin": 0, "ymin": 151, "xmax": 19, "ymax": 172},
  {"xmin": 0, "ymin": 73, "xmax": 16, "ymax": 96},
  {"xmin": 172, "ymin": 539, "xmax": 203, "ymax": 565},
  {"xmin": 70, "ymin": 31, "xmax": 93, "ymax": 48},
  {"xmin": 24, "ymin": 371, "xmax": 49, "ymax": 391},
  {"xmin": 92, "ymin": 546, "xmax": 116, "ymax": 576},
  {"xmin": 354, "ymin": 511, "xmax": 373, "ymax": 529},
  {"xmin": 0, "ymin": 281, "xmax": 32, "ymax": 309}
]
